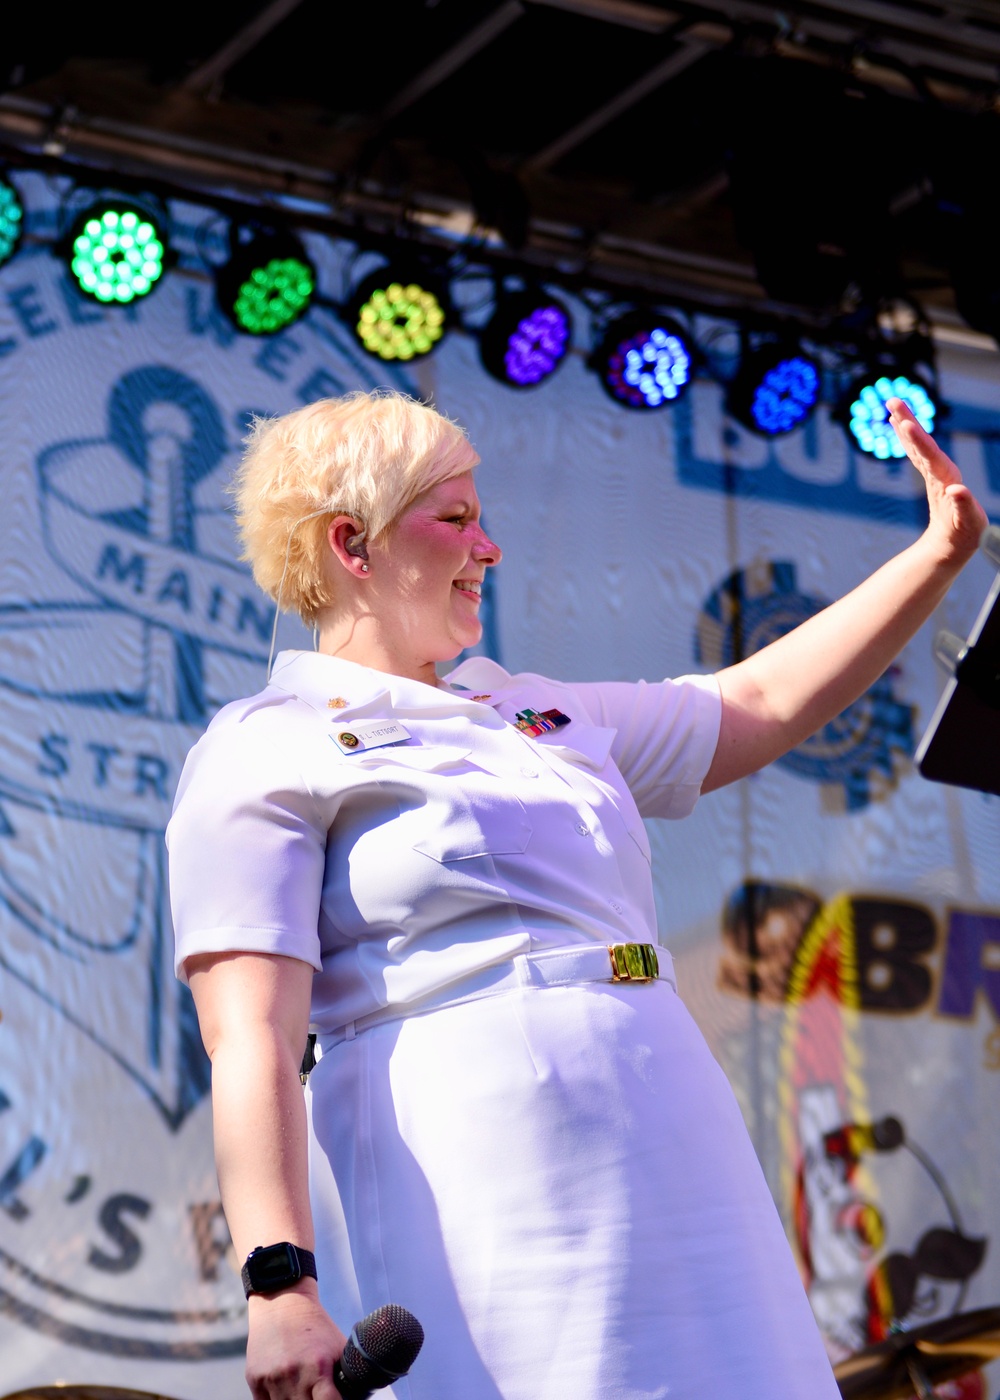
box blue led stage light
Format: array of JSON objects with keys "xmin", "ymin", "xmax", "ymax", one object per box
[
  {"xmin": 0, "ymin": 175, "xmax": 24, "ymax": 269},
  {"xmin": 843, "ymin": 373, "xmax": 937, "ymax": 459},
  {"xmin": 593, "ymin": 314, "xmax": 693, "ymax": 409},
  {"xmin": 729, "ymin": 345, "xmax": 821, "ymax": 435},
  {"xmin": 480, "ymin": 290, "xmax": 571, "ymax": 388},
  {"xmin": 750, "ymin": 355, "xmax": 820, "ymax": 433}
]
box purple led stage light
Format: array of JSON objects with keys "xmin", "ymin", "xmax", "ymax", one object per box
[
  {"xmin": 480, "ymin": 290, "xmax": 572, "ymax": 389},
  {"xmin": 504, "ymin": 303, "xmax": 571, "ymax": 385}
]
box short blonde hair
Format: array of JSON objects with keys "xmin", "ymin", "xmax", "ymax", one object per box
[{"xmin": 233, "ymin": 390, "xmax": 479, "ymax": 624}]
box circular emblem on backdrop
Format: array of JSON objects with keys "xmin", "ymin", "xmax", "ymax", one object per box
[
  {"xmin": 0, "ymin": 231, "xmax": 418, "ymax": 1365},
  {"xmin": 696, "ymin": 561, "xmax": 914, "ymax": 810}
]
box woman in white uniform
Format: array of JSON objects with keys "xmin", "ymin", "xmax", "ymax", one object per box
[{"xmin": 167, "ymin": 389, "xmax": 986, "ymax": 1400}]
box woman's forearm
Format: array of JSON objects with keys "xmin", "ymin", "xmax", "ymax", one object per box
[
  {"xmin": 187, "ymin": 952, "xmax": 318, "ymax": 1269},
  {"xmin": 188, "ymin": 952, "xmax": 347, "ymax": 1398},
  {"xmin": 210, "ymin": 1025, "xmax": 315, "ymax": 1263},
  {"xmin": 705, "ymin": 532, "xmax": 963, "ymax": 790}
]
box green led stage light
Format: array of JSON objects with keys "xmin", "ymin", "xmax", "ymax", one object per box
[
  {"xmin": 217, "ymin": 229, "xmax": 316, "ymax": 335},
  {"xmin": 0, "ymin": 176, "xmax": 24, "ymax": 269},
  {"xmin": 350, "ymin": 267, "xmax": 450, "ymax": 361},
  {"xmin": 69, "ymin": 201, "xmax": 167, "ymax": 304},
  {"xmin": 234, "ymin": 255, "xmax": 314, "ymax": 334}
]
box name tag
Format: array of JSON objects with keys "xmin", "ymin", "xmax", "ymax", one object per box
[{"xmin": 332, "ymin": 718, "xmax": 411, "ymax": 754}]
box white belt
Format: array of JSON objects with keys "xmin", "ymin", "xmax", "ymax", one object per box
[{"xmin": 318, "ymin": 942, "xmax": 676, "ymax": 1052}]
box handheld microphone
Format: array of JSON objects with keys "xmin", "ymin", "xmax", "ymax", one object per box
[
  {"xmin": 823, "ymin": 1115, "xmax": 904, "ymax": 1160},
  {"xmin": 333, "ymin": 1304, "xmax": 424, "ymax": 1399}
]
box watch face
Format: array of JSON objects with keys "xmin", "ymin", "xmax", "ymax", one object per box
[{"xmin": 249, "ymin": 1243, "xmax": 299, "ymax": 1289}]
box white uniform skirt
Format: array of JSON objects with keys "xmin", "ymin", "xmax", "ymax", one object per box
[{"xmin": 306, "ymin": 978, "xmax": 839, "ymax": 1400}]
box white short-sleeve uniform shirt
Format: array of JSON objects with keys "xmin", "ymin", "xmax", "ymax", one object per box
[
  {"xmin": 168, "ymin": 649, "xmax": 721, "ymax": 1028},
  {"xmin": 167, "ymin": 651, "xmax": 840, "ymax": 1400}
]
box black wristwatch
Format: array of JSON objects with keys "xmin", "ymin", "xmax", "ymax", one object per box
[{"xmin": 241, "ymin": 1242, "xmax": 318, "ymax": 1298}]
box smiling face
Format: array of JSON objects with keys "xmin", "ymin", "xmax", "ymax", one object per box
[{"xmin": 363, "ymin": 470, "xmax": 501, "ymax": 677}]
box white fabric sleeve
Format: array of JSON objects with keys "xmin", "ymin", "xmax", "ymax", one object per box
[
  {"xmin": 166, "ymin": 708, "xmax": 327, "ymax": 983},
  {"xmin": 568, "ymin": 673, "xmax": 722, "ymax": 819}
]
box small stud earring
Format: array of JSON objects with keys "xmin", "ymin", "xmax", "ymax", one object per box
[{"xmin": 361, "ymin": 563, "xmax": 369, "ymax": 573}]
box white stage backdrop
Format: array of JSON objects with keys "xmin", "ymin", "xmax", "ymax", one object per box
[{"xmin": 0, "ymin": 174, "xmax": 998, "ymax": 1398}]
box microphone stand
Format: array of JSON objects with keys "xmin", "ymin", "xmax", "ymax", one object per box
[
  {"xmin": 900, "ymin": 1345, "xmax": 936, "ymax": 1400},
  {"xmin": 916, "ymin": 525, "xmax": 1000, "ymax": 795}
]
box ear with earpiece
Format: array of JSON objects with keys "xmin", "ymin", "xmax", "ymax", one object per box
[{"xmin": 328, "ymin": 518, "xmax": 371, "ymax": 573}]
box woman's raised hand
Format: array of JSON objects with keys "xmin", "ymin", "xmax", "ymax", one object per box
[
  {"xmin": 246, "ymin": 1288, "xmax": 348, "ymax": 1399},
  {"xmin": 887, "ymin": 397, "xmax": 988, "ymax": 564},
  {"xmin": 706, "ymin": 392, "xmax": 991, "ymax": 791}
]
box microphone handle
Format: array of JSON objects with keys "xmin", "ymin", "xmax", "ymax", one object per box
[{"xmin": 333, "ymin": 1342, "xmax": 399, "ymax": 1399}]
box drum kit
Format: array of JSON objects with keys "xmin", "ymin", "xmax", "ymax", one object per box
[
  {"xmin": 0, "ymin": 1390, "xmax": 182, "ymax": 1400},
  {"xmin": 833, "ymin": 1307, "xmax": 1000, "ymax": 1400}
]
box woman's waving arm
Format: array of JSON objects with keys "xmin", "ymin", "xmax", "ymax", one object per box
[{"xmin": 703, "ymin": 398, "xmax": 989, "ymax": 793}]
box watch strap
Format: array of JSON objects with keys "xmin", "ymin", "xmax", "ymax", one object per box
[{"xmin": 241, "ymin": 1242, "xmax": 318, "ymax": 1298}]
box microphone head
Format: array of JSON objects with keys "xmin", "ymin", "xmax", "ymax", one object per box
[
  {"xmin": 823, "ymin": 1116, "xmax": 904, "ymax": 1160},
  {"xmin": 340, "ymin": 1304, "xmax": 425, "ymax": 1389},
  {"xmin": 356, "ymin": 1304, "xmax": 424, "ymax": 1375},
  {"xmin": 871, "ymin": 1115, "xmax": 904, "ymax": 1151}
]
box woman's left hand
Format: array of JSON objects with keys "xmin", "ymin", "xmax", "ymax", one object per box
[{"xmin": 887, "ymin": 397, "xmax": 988, "ymax": 564}]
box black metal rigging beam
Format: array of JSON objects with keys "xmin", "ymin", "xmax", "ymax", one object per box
[{"xmin": 182, "ymin": 0, "xmax": 310, "ymax": 97}]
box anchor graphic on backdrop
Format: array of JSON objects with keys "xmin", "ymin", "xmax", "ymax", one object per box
[
  {"xmin": 110, "ymin": 367, "xmax": 228, "ymax": 726},
  {"xmin": 0, "ymin": 367, "xmax": 271, "ymax": 1128},
  {"xmin": 0, "ymin": 359, "xmax": 502, "ymax": 1128}
]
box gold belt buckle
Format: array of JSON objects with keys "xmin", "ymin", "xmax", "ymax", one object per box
[{"xmin": 608, "ymin": 942, "xmax": 659, "ymax": 983}]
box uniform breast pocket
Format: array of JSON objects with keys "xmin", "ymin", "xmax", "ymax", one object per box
[
  {"xmin": 370, "ymin": 749, "xmax": 533, "ymax": 864},
  {"xmin": 413, "ymin": 787, "xmax": 533, "ymax": 862}
]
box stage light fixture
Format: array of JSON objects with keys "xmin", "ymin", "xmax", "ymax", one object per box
[
  {"xmin": 68, "ymin": 200, "xmax": 167, "ymax": 304},
  {"xmin": 841, "ymin": 372, "xmax": 937, "ymax": 459},
  {"xmin": 480, "ymin": 290, "xmax": 571, "ymax": 388},
  {"xmin": 216, "ymin": 229, "xmax": 316, "ymax": 335},
  {"xmin": 592, "ymin": 313, "xmax": 693, "ymax": 410},
  {"xmin": 727, "ymin": 57, "xmax": 894, "ymax": 309},
  {"xmin": 728, "ymin": 345, "xmax": 821, "ymax": 436},
  {"xmin": 350, "ymin": 266, "xmax": 450, "ymax": 361},
  {"xmin": 935, "ymin": 114, "xmax": 1000, "ymax": 347},
  {"xmin": 0, "ymin": 175, "xmax": 24, "ymax": 269}
]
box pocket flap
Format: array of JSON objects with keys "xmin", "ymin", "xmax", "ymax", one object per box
[{"xmin": 533, "ymin": 724, "xmax": 616, "ymax": 771}]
